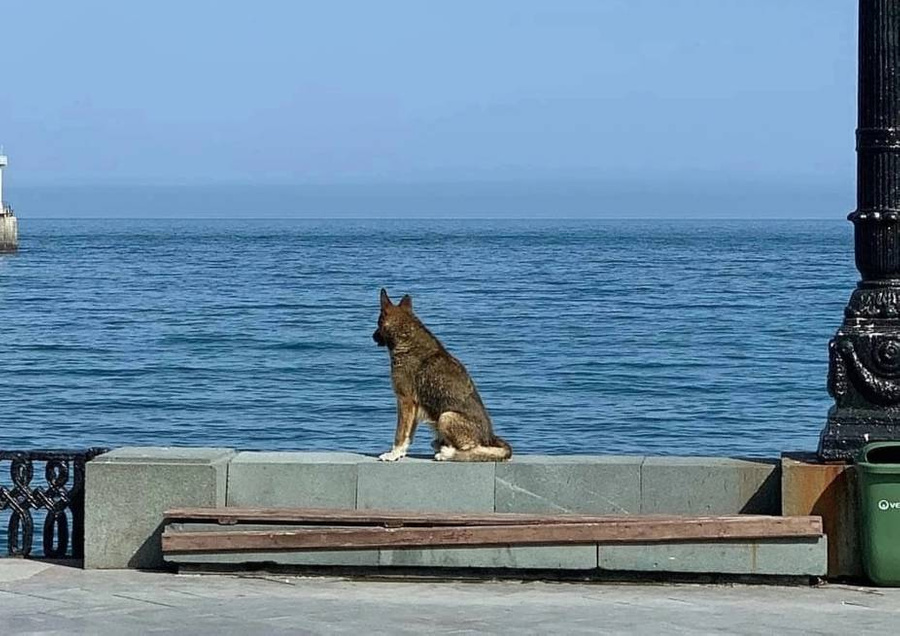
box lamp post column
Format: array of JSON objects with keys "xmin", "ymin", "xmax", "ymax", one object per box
[{"xmin": 819, "ymin": 1, "xmax": 900, "ymax": 460}]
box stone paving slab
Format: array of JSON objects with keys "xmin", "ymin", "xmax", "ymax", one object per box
[{"xmin": 0, "ymin": 562, "xmax": 897, "ymax": 635}]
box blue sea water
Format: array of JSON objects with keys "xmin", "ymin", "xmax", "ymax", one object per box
[{"xmin": 0, "ymin": 217, "xmax": 856, "ymax": 458}]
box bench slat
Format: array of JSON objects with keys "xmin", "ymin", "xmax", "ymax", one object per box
[
  {"xmin": 162, "ymin": 515, "xmax": 823, "ymax": 553},
  {"xmin": 163, "ymin": 507, "xmax": 822, "ymax": 530}
]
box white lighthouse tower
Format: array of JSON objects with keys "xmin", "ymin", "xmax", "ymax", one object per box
[{"xmin": 0, "ymin": 150, "xmax": 18, "ymax": 252}]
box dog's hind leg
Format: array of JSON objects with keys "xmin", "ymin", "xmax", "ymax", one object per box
[
  {"xmin": 435, "ymin": 411, "xmax": 512, "ymax": 462},
  {"xmin": 433, "ymin": 412, "xmax": 479, "ymax": 461}
]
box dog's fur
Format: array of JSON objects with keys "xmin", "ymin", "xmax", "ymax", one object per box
[{"xmin": 373, "ymin": 289, "xmax": 512, "ymax": 462}]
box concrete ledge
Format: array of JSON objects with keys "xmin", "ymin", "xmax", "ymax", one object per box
[
  {"xmin": 641, "ymin": 457, "xmax": 780, "ymax": 514},
  {"xmin": 357, "ymin": 459, "xmax": 495, "ymax": 512},
  {"xmin": 84, "ymin": 448, "xmax": 825, "ymax": 579},
  {"xmin": 227, "ymin": 452, "xmax": 374, "ymax": 509},
  {"xmin": 379, "ymin": 546, "xmax": 595, "ymax": 569},
  {"xmin": 171, "ymin": 550, "xmax": 379, "ymax": 567},
  {"xmin": 598, "ymin": 538, "xmax": 828, "ymax": 577},
  {"xmin": 167, "ymin": 540, "xmax": 595, "ymax": 570},
  {"xmin": 85, "ymin": 447, "xmax": 234, "ymax": 569},
  {"xmin": 495, "ymin": 455, "xmax": 641, "ymax": 514},
  {"xmin": 165, "ymin": 536, "xmax": 823, "ymax": 576}
]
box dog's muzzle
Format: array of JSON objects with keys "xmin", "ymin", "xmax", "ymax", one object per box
[{"xmin": 372, "ymin": 329, "xmax": 386, "ymax": 347}]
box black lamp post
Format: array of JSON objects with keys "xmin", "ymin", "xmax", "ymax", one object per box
[{"xmin": 819, "ymin": 1, "xmax": 900, "ymax": 460}]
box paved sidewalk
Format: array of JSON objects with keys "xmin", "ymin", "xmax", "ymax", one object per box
[{"xmin": 0, "ymin": 561, "xmax": 897, "ymax": 635}]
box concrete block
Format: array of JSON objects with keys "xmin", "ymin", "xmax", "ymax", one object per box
[
  {"xmin": 495, "ymin": 455, "xmax": 641, "ymax": 515},
  {"xmin": 227, "ymin": 452, "xmax": 374, "ymax": 509},
  {"xmin": 598, "ymin": 537, "xmax": 827, "ymax": 577},
  {"xmin": 92, "ymin": 447, "xmax": 233, "ymax": 462},
  {"xmin": 85, "ymin": 447, "xmax": 234, "ymax": 570},
  {"xmin": 380, "ymin": 545, "xmax": 597, "ymax": 569},
  {"xmin": 163, "ymin": 523, "xmax": 378, "ymax": 567},
  {"xmin": 0, "ymin": 216, "xmax": 17, "ymax": 252},
  {"xmin": 641, "ymin": 457, "xmax": 780, "ymax": 515},
  {"xmin": 171, "ymin": 550, "xmax": 378, "ymax": 567},
  {"xmin": 357, "ymin": 459, "xmax": 495, "ymax": 513},
  {"xmin": 781, "ymin": 453, "xmax": 861, "ymax": 579}
]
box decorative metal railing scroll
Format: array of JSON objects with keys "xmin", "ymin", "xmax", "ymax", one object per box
[{"xmin": 0, "ymin": 449, "xmax": 107, "ymax": 558}]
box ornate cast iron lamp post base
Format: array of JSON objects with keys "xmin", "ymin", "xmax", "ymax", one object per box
[
  {"xmin": 820, "ymin": 280, "xmax": 900, "ymax": 461},
  {"xmin": 819, "ymin": 2, "xmax": 900, "ymax": 461}
]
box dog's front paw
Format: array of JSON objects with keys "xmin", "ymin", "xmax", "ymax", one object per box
[{"xmin": 378, "ymin": 449, "xmax": 407, "ymax": 462}]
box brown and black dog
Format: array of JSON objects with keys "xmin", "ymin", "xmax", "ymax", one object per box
[{"xmin": 373, "ymin": 289, "xmax": 512, "ymax": 462}]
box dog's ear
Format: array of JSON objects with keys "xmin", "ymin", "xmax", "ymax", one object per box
[
  {"xmin": 399, "ymin": 294, "xmax": 413, "ymax": 310},
  {"xmin": 380, "ymin": 288, "xmax": 393, "ymax": 309}
]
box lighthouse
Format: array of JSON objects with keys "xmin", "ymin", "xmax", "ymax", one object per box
[{"xmin": 0, "ymin": 151, "xmax": 17, "ymax": 252}]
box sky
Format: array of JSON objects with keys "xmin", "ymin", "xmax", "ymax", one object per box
[{"xmin": 0, "ymin": 1, "xmax": 858, "ymax": 217}]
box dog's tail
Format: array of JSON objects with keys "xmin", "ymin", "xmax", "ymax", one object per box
[{"xmin": 455, "ymin": 436, "xmax": 513, "ymax": 462}]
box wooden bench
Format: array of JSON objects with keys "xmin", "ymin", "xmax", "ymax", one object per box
[{"xmin": 162, "ymin": 507, "xmax": 824, "ymax": 554}]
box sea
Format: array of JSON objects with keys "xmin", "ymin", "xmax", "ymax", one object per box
[{"xmin": 0, "ymin": 217, "xmax": 857, "ymax": 459}]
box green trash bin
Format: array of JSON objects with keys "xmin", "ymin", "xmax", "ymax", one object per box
[{"xmin": 857, "ymin": 442, "xmax": 900, "ymax": 586}]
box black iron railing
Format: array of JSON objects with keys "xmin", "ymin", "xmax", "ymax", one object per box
[{"xmin": 0, "ymin": 449, "xmax": 107, "ymax": 558}]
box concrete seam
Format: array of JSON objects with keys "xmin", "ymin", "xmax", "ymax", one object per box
[
  {"xmin": 493, "ymin": 465, "xmax": 498, "ymax": 513},
  {"xmin": 224, "ymin": 456, "xmax": 232, "ymax": 507},
  {"xmin": 354, "ymin": 462, "xmax": 360, "ymax": 510},
  {"xmin": 639, "ymin": 456, "xmax": 646, "ymax": 514},
  {"xmin": 489, "ymin": 461, "xmax": 497, "ymax": 513}
]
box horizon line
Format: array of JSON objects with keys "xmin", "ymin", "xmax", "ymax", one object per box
[{"xmin": 13, "ymin": 215, "xmax": 853, "ymax": 221}]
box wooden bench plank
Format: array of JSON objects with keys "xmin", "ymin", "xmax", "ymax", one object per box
[
  {"xmin": 165, "ymin": 506, "xmax": 675, "ymax": 526},
  {"xmin": 164, "ymin": 507, "xmax": 822, "ymax": 530},
  {"xmin": 162, "ymin": 515, "xmax": 824, "ymax": 553}
]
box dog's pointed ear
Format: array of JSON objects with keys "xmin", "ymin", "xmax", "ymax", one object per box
[
  {"xmin": 380, "ymin": 288, "xmax": 393, "ymax": 309},
  {"xmin": 399, "ymin": 294, "xmax": 412, "ymax": 310}
]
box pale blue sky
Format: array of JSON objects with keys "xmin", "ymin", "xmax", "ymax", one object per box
[{"xmin": 1, "ymin": 1, "xmax": 857, "ymax": 217}]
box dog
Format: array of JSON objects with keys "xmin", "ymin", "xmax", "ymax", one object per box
[{"xmin": 372, "ymin": 288, "xmax": 512, "ymax": 462}]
